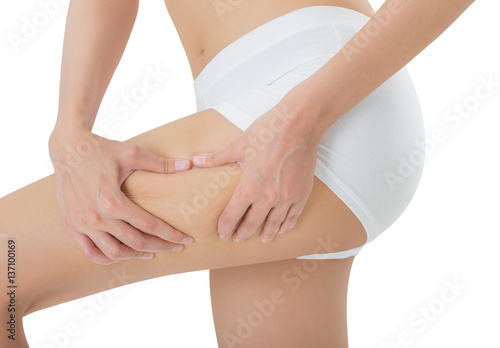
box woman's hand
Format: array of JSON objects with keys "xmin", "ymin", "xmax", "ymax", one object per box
[
  {"xmin": 49, "ymin": 125, "xmax": 194, "ymax": 265},
  {"xmin": 192, "ymin": 102, "xmax": 320, "ymax": 243}
]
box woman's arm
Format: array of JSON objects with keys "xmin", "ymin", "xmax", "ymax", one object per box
[
  {"xmin": 49, "ymin": 0, "xmax": 193, "ymax": 264},
  {"xmin": 283, "ymin": 0, "xmax": 476, "ymax": 136},
  {"xmin": 56, "ymin": 0, "xmax": 138, "ymax": 128},
  {"xmin": 193, "ymin": 0, "xmax": 475, "ymax": 243}
]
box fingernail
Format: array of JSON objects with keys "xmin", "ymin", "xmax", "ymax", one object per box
[
  {"xmin": 141, "ymin": 252, "xmax": 154, "ymax": 259},
  {"xmin": 193, "ymin": 155, "xmax": 206, "ymax": 166},
  {"xmin": 218, "ymin": 231, "xmax": 229, "ymax": 239},
  {"xmin": 175, "ymin": 160, "xmax": 190, "ymax": 171},
  {"xmin": 233, "ymin": 236, "xmax": 243, "ymax": 243},
  {"xmin": 278, "ymin": 228, "xmax": 286, "ymax": 234},
  {"xmin": 173, "ymin": 244, "xmax": 184, "ymax": 252},
  {"xmin": 261, "ymin": 235, "xmax": 271, "ymax": 243},
  {"xmin": 182, "ymin": 236, "xmax": 194, "ymax": 244}
]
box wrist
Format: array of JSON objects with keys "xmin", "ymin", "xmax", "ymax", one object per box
[
  {"xmin": 49, "ymin": 121, "xmax": 92, "ymax": 158},
  {"xmin": 52, "ymin": 122, "xmax": 88, "ymax": 135},
  {"xmin": 53, "ymin": 110, "xmax": 92, "ymax": 133},
  {"xmin": 279, "ymin": 86, "xmax": 333, "ymax": 141},
  {"xmin": 55, "ymin": 104, "xmax": 97, "ymax": 131}
]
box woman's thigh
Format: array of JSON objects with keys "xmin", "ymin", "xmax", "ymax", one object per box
[
  {"xmin": 210, "ymin": 257, "xmax": 353, "ymax": 348},
  {"xmin": 0, "ymin": 108, "xmax": 366, "ymax": 316}
]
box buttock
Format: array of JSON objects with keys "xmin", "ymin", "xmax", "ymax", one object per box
[{"xmin": 193, "ymin": 6, "xmax": 425, "ymax": 259}]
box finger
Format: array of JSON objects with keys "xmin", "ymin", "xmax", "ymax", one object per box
[
  {"xmin": 87, "ymin": 230, "xmax": 156, "ymax": 261},
  {"xmin": 119, "ymin": 194, "xmax": 194, "ymax": 244},
  {"xmin": 259, "ymin": 204, "xmax": 292, "ymax": 243},
  {"xmin": 71, "ymin": 232, "xmax": 117, "ymax": 265},
  {"xmin": 192, "ymin": 142, "xmax": 239, "ymax": 168},
  {"xmin": 110, "ymin": 220, "xmax": 185, "ymax": 253},
  {"xmin": 232, "ymin": 204, "xmax": 271, "ymax": 243},
  {"xmin": 217, "ymin": 184, "xmax": 252, "ymax": 239},
  {"xmin": 278, "ymin": 202, "xmax": 305, "ymax": 235},
  {"xmin": 127, "ymin": 145, "xmax": 191, "ymax": 174}
]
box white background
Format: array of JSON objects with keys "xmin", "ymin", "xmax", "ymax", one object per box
[{"xmin": 1, "ymin": 0, "xmax": 499, "ymax": 347}]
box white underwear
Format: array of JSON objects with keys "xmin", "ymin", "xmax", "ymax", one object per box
[{"xmin": 193, "ymin": 5, "xmax": 425, "ymax": 259}]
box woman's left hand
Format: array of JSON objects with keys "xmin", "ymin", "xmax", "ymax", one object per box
[{"xmin": 192, "ymin": 101, "xmax": 321, "ymax": 242}]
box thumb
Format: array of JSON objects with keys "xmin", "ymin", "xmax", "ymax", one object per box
[
  {"xmin": 127, "ymin": 145, "xmax": 191, "ymax": 174},
  {"xmin": 193, "ymin": 142, "xmax": 240, "ymax": 168}
]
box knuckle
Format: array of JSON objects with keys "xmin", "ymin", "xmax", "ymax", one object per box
[
  {"xmin": 87, "ymin": 209, "xmax": 101, "ymax": 225},
  {"xmin": 75, "ymin": 213, "xmax": 87, "ymax": 226},
  {"xmin": 263, "ymin": 191, "xmax": 278, "ymax": 205},
  {"xmin": 265, "ymin": 219, "xmax": 281, "ymax": 229},
  {"xmin": 106, "ymin": 247, "xmax": 123, "ymax": 260},
  {"xmin": 204, "ymin": 154, "xmax": 214, "ymax": 167},
  {"xmin": 62, "ymin": 214, "xmax": 73, "ymax": 229},
  {"xmin": 286, "ymin": 215, "xmax": 300, "ymax": 224},
  {"xmin": 281, "ymin": 189, "xmax": 296, "ymax": 203},
  {"xmin": 159, "ymin": 158, "xmax": 167, "ymax": 173},
  {"xmin": 81, "ymin": 247, "xmax": 97, "ymax": 259},
  {"xmin": 125, "ymin": 144, "xmax": 141, "ymax": 158},
  {"xmin": 219, "ymin": 213, "xmax": 233, "ymax": 227},
  {"xmin": 240, "ymin": 182, "xmax": 256, "ymax": 198},
  {"xmin": 142, "ymin": 219, "xmax": 160, "ymax": 234},
  {"xmin": 100, "ymin": 193, "xmax": 120, "ymax": 215},
  {"xmin": 130, "ymin": 236, "xmax": 146, "ymax": 250}
]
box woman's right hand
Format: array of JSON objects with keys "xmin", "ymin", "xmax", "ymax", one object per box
[{"xmin": 48, "ymin": 124, "xmax": 194, "ymax": 265}]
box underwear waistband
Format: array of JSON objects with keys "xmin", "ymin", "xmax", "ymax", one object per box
[{"xmin": 193, "ymin": 5, "xmax": 370, "ymax": 106}]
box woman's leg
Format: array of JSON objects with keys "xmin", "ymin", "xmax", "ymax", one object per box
[
  {"xmin": 210, "ymin": 257, "xmax": 353, "ymax": 348},
  {"xmin": 0, "ymin": 108, "xmax": 366, "ymax": 346}
]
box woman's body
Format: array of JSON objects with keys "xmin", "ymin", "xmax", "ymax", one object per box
[
  {"xmin": 1, "ymin": 109, "xmax": 365, "ymax": 346},
  {"xmin": 166, "ymin": 0, "xmax": 376, "ymax": 80},
  {"xmin": 0, "ymin": 0, "xmax": 474, "ymax": 347}
]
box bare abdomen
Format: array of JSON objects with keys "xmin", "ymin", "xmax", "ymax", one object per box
[{"xmin": 164, "ymin": 0, "xmax": 375, "ymax": 79}]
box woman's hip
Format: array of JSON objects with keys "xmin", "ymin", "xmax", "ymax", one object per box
[{"xmin": 192, "ymin": 5, "xmax": 426, "ymax": 257}]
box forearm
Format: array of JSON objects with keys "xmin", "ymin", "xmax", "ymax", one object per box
[
  {"xmin": 56, "ymin": 0, "xmax": 139, "ymax": 131},
  {"xmin": 281, "ymin": 0, "xmax": 475, "ymax": 137}
]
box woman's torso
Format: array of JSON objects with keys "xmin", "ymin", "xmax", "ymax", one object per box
[{"xmin": 164, "ymin": 0, "xmax": 375, "ymax": 80}]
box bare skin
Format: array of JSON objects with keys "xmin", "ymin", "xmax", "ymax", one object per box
[
  {"xmin": 0, "ymin": 0, "xmax": 476, "ymax": 346},
  {"xmin": 0, "ymin": 109, "xmax": 366, "ymax": 347},
  {"xmin": 165, "ymin": 0, "xmax": 376, "ymax": 79}
]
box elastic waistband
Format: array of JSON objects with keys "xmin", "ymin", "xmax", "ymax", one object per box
[{"xmin": 193, "ymin": 5, "xmax": 370, "ymax": 101}]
